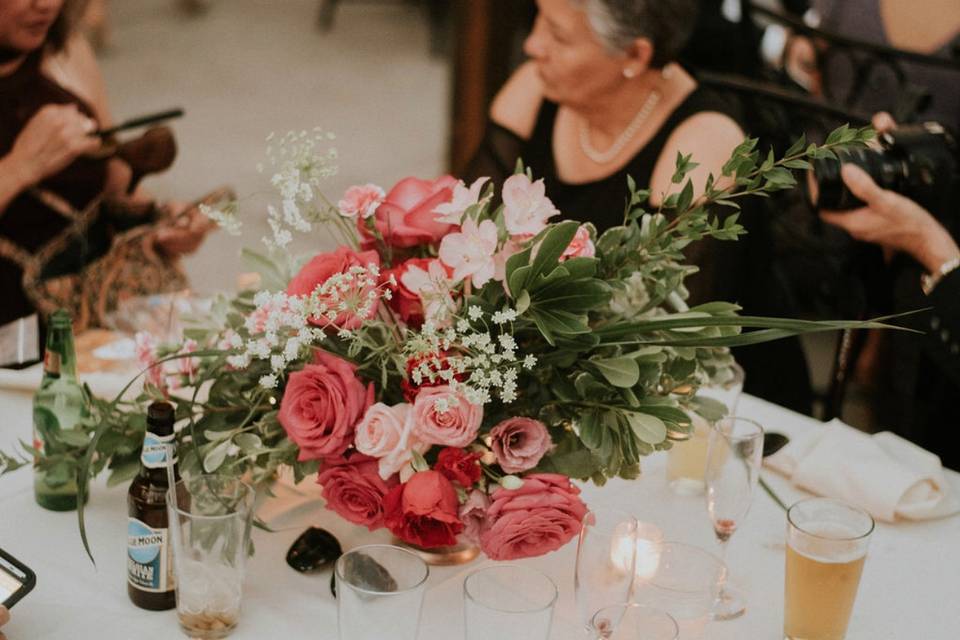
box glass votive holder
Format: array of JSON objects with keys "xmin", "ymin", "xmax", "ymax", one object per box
[{"xmin": 464, "ymin": 565, "xmax": 558, "ymax": 640}]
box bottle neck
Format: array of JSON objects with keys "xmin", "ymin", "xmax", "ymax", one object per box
[
  {"xmin": 139, "ymin": 425, "xmax": 179, "ymax": 485},
  {"xmin": 43, "ymin": 323, "xmax": 78, "ymax": 381}
]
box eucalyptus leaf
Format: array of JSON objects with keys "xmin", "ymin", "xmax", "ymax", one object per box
[
  {"xmin": 591, "ymin": 357, "xmax": 640, "ymax": 388},
  {"xmin": 203, "ymin": 440, "xmax": 232, "ymax": 473},
  {"xmin": 625, "ymin": 412, "xmax": 668, "ymax": 445}
]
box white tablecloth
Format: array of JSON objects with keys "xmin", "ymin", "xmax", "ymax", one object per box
[{"xmin": 2, "ymin": 389, "xmax": 958, "ymax": 639}]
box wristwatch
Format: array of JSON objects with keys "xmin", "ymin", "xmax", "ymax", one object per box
[{"xmin": 921, "ymin": 257, "xmax": 960, "ymax": 295}]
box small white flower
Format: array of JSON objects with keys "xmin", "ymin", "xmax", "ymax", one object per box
[
  {"xmin": 259, "ymin": 374, "xmax": 278, "ymax": 389},
  {"xmin": 523, "ymin": 355, "xmax": 537, "ymax": 369}
]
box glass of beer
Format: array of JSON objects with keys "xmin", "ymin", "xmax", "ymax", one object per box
[{"xmin": 784, "ymin": 498, "xmax": 875, "ymax": 640}]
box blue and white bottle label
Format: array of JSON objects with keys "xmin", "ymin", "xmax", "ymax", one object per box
[
  {"xmin": 127, "ymin": 518, "xmax": 173, "ymax": 592},
  {"xmin": 141, "ymin": 432, "xmax": 177, "ymax": 468}
]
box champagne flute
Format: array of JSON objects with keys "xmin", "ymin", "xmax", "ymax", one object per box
[
  {"xmin": 704, "ymin": 416, "xmax": 764, "ymax": 620},
  {"xmin": 575, "ymin": 508, "xmax": 639, "ymax": 632}
]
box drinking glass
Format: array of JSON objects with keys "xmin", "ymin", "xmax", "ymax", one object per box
[
  {"xmin": 575, "ymin": 508, "xmax": 639, "ymax": 630},
  {"xmin": 667, "ymin": 363, "xmax": 744, "ymax": 495},
  {"xmin": 167, "ymin": 475, "xmax": 255, "ymax": 639},
  {"xmin": 704, "ymin": 416, "xmax": 763, "ymax": 620},
  {"xmin": 335, "ymin": 544, "xmax": 429, "ymax": 640},
  {"xmin": 634, "ymin": 542, "xmax": 726, "ymax": 640},
  {"xmin": 464, "ymin": 565, "xmax": 558, "ymax": 640},
  {"xmin": 784, "ymin": 498, "xmax": 874, "ymax": 640},
  {"xmin": 589, "ymin": 604, "xmax": 679, "ymax": 640}
]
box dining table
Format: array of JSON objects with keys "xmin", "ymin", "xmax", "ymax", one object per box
[{"xmin": 2, "ymin": 375, "xmax": 958, "ymax": 639}]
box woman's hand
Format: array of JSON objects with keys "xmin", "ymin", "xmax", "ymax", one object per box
[
  {"xmin": 820, "ymin": 164, "xmax": 960, "ymax": 273},
  {"xmin": 152, "ymin": 201, "xmax": 218, "ymax": 257},
  {"xmin": 6, "ymin": 104, "xmax": 101, "ymax": 188},
  {"xmin": 0, "ymin": 604, "xmax": 10, "ymax": 639}
]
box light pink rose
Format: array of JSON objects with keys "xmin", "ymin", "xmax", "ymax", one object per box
[
  {"xmin": 317, "ymin": 453, "xmax": 398, "ymax": 530},
  {"xmin": 489, "ymin": 417, "xmax": 553, "ymax": 473},
  {"xmin": 438, "ymin": 218, "xmax": 499, "ymax": 287},
  {"xmin": 338, "ymin": 183, "xmax": 385, "ymax": 219},
  {"xmin": 459, "ymin": 489, "xmax": 490, "ymax": 545},
  {"xmin": 359, "ymin": 176, "xmax": 459, "ymax": 248},
  {"xmin": 412, "ymin": 385, "xmax": 483, "ymax": 447},
  {"xmin": 354, "ymin": 402, "xmax": 429, "ymax": 480},
  {"xmin": 561, "ymin": 225, "xmax": 596, "ymax": 260},
  {"xmin": 480, "ymin": 473, "xmax": 588, "ymax": 561},
  {"xmin": 502, "ymin": 174, "xmax": 559, "ymax": 237},
  {"xmin": 278, "ymin": 351, "xmax": 374, "ymax": 460}
]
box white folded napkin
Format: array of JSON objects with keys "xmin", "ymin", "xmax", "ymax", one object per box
[
  {"xmin": 0, "ymin": 362, "xmax": 137, "ymax": 399},
  {"xmin": 765, "ymin": 419, "xmax": 959, "ymax": 522}
]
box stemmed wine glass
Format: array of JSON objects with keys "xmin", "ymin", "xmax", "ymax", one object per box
[
  {"xmin": 703, "ymin": 416, "xmax": 764, "ymax": 620},
  {"xmin": 575, "ymin": 507, "xmax": 640, "ymax": 632}
]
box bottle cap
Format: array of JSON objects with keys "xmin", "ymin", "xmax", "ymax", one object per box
[{"xmin": 147, "ymin": 401, "xmax": 175, "ymax": 433}]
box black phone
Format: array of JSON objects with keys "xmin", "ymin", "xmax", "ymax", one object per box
[{"xmin": 0, "ymin": 548, "xmax": 36, "ymax": 609}]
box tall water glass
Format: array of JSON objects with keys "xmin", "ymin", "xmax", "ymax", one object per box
[
  {"xmin": 575, "ymin": 508, "xmax": 640, "ymax": 630},
  {"xmin": 335, "ymin": 544, "xmax": 429, "ymax": 640},
  {"xmin": 704, "ymin": 416, "xmax": 763, "ymax": 620},
  {"xmin": 464, "ymin": 565, "xmax": 558, "ymax": 640},
  {"xmin": 667, "ymin": 363, "xmax": 744, "ymax": 495},
  {"xmin": 784, "ymin": 498, "xmax": 874, "ymax": 640},
  {"xmin": 167, "ymin": 476, "xmax": 255, "ymax": 639},
  {"xmin": 634, "ymin": 542, "xmax": 726, "ymax": 640},
  {"xmin": 589, "ymin": 604, "xmax": 679, "ymax": 640}
]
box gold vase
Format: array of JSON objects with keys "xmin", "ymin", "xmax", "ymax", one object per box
[{"xmin": 392, "ymin": 538, "xmax": 480, "ymax": 566}]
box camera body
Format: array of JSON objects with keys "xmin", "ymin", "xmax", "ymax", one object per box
[{"xmin": 811, "ymin": 122, "xmax": 958, "ymax": 216}]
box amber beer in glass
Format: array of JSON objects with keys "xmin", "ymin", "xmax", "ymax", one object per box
[{"xmin": 784, "ymin": 498, "xmax": 874, "ymax": 640}]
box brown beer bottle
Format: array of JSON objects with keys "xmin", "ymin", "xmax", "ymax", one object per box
[{"xmin": 127, "ymin": 401, "xmax": 179, "ymax": 610}]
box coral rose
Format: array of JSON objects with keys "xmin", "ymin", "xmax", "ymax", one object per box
[
  {"xmin": 383, "ymin": 470, "xmax": 464, "ymax": 548},
  {"xmin": 286, "ymin": 246, "xmax": 381, "ymax": 329},
  {"xmin": 480, "ymin": 473, "xmax": 588, "ymax": 560},
  {"xmin": 360, "ymin": 175, "xmax": 458, "ymax": 248},
  {"xmin": 488, "ymin": 417, "xmax": 553, "ymax": 473},
  {"xmin": 412, "ymin": 385, "xmax": 483, "ymax": 447},
  {"xmin": 434, "ymin": 447, "xmax": 482, "ymax": 487},
  {"xmin": 278, "ymin": 351, "xmax": 374, "ymax": 460},
  {"xmin": 317, "ymin": 453, "xmax": 398, "ymax": 530},
  {"xmin": 459, "ymin": 489, "xmax": 490, "ymax": 545},
  {"xmin": 354, "ymin": 402, "xmax": 428, "ymax": 480}
]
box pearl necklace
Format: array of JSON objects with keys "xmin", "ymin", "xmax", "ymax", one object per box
[{"xmin": 578, "ymin": 89, "xmax": 662, "ymax": 165}]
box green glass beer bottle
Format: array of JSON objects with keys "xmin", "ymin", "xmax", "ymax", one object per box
[{"xmin": 33, "ymin": 309, "xmax": 88, "ymax": 511}]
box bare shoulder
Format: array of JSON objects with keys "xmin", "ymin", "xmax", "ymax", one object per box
[
  {"xmin": 489, "ymin": 61, "xmax": 544, "ymax": 140},
  {"xmin": 650, "ymin": 112, "xmax": 745, "ymax": 200}
]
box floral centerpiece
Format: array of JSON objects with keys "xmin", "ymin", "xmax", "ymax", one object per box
[{"xmin": 1, "ymin": 125, "xmax": 885, "ymax": 562}]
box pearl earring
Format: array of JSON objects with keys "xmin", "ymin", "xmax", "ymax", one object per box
[{"xmin": 623, "ymin": 68, "xmax": 637, "ymax": 79}]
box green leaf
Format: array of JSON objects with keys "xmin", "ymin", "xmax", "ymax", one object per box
[
  {"xmin": 241, "ymin": 248, "xmax": 289, "ymax": 292},
  {"xmin": 625, "ymin": 412, "xmax": 667, "ymax": 445},
  {"xmin": 515, "ymin": 290, "xmax": 531, "ymax": 314},
  {"xmin": 57, "ymin": 429, "xmax": 91, "ymax": 448},
  {"xmin": 690, "ymin": 396, "xmax": 728, "ymax": 422},
  {"xmin": 203, "ymin": 440, "xmax": 232, "ymax": 473},
  {"xmin": 234, "ymin": 433, "xmax": 263, "ymax": 451},
  {"xmin": 106, "ymin": 459, "xmax": 141, "ymax": 488},
  {"xmin": 529, "ymin": 221, "xmax": 579, "ymax": 282},
  {"xmin": 578, "ymin": 410, "xmax": 604, "ymax": 450},
  {"xmin": 591, "ymin": 357, "xmax": 640, "ymax": 388},
  {"xmin": 785, "ymin": 133, "xmax": 807, "ymax": 157}
]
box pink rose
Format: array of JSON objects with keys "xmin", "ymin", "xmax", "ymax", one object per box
[
  {"xmin": 459, "ymin": 489, "xmax": 490, "ymax": 545},
  {"xmin": 502, "ymin": 174, "xmax": 559, "ymax": 237},
  {"xmin": 317, "ymin": 453, "xmax": 398, "ymax": 530},
  {"xmin": 354, "ymin": 402, "xmax": 428, "ymax": 480},
  {"xmin": 360, "ymin": 176, "xmax": 459, "ymax": 248},
  {"xmin": 561, "ymin": 225, "xmax": 596, "ymax": 260},
  {"xmin": 338, "ymin": 183, "xmax": 385, "ymax": 219},
  {"xmin": 489, "ymin": 417, "xmax": 553, "ymax": 473},
  {"xmin": 278, "ymin": 351, "xmax": 374, "ymax": 460},
  {"xmin": 286, "ymin": 246, "xmax": 381, "ymax": 330},
  {"xmin": 412, "ymin": 385, "xmax": 483, "ymax": 447},
  {"xmin": 383, "ymin": 470, "xmax": 464, "ymax": 548},
  {"xmin": 480, "ymin": 473, "xmax": 588, "ymax": 560}
]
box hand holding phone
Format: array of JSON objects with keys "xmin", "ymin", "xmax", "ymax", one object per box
[{"xmin": 0, "ymin": 549, "xmax": 35, "ymax": 609}]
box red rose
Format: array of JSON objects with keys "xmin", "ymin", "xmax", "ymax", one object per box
[
  {"xmin": 382, "ymin": 257, "xmax": 431, "ymax": 326},
  {"xmin": 359, "ymin": 176, "xmax": 458, "ymax": 249},
  {"xmin": 383, "ymin": 470, "xmax": 464, "ymax": 548},
  {"xmin": 400, "ymin": 352, "xmax": 461, "ymax": 402},
  {"xmin": 480, "ymin": 473, "xmax": 588, "ymax": 561},
  {"xmin": 278, "ymin": 351, "xmax": 374, "ymax": 460},
  {"xmin": 286, "ymin": 246, "xmax": 381, "ymax": 329},
  {"xmin": 434, "ymin": 447, "xmax": 482, "ymax": 487},
  {"xmin": 317, "ymin": 453, "xmax": 398, "ymax": 530}
]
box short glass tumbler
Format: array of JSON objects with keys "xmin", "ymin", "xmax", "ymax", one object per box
[
  {"xmin": 167, "ymin": 476, "xmax": 255, "ymax": 639},
  {"xmin": 784, "ymin": 498, "xmax": 874, "ymax": 640},
  {"xmin": 464, "ymin": 565, "xmax": 558, "ymax": 640},
  {"xmin": 335, "ymin": 544, "xmax": 429, "ymax": 640},
  {"xmin": 589, "ymin": 604, "xmax": 679, "ymax": 640}
]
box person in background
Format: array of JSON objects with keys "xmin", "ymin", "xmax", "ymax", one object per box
[
  {"xmin": 466, "ymin": 0, "xmax": 814, "ymax": 413},
  {"xmin": 0, "ymin": 605, "xmax": 9, "ymax": 637},
  {"xmin": 821, "ymin": 162, "xmax": 960, "ymax": 470},
  {"xmin": 0, "ymin": 0, "xmax": 215, "ymax": 331}
]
